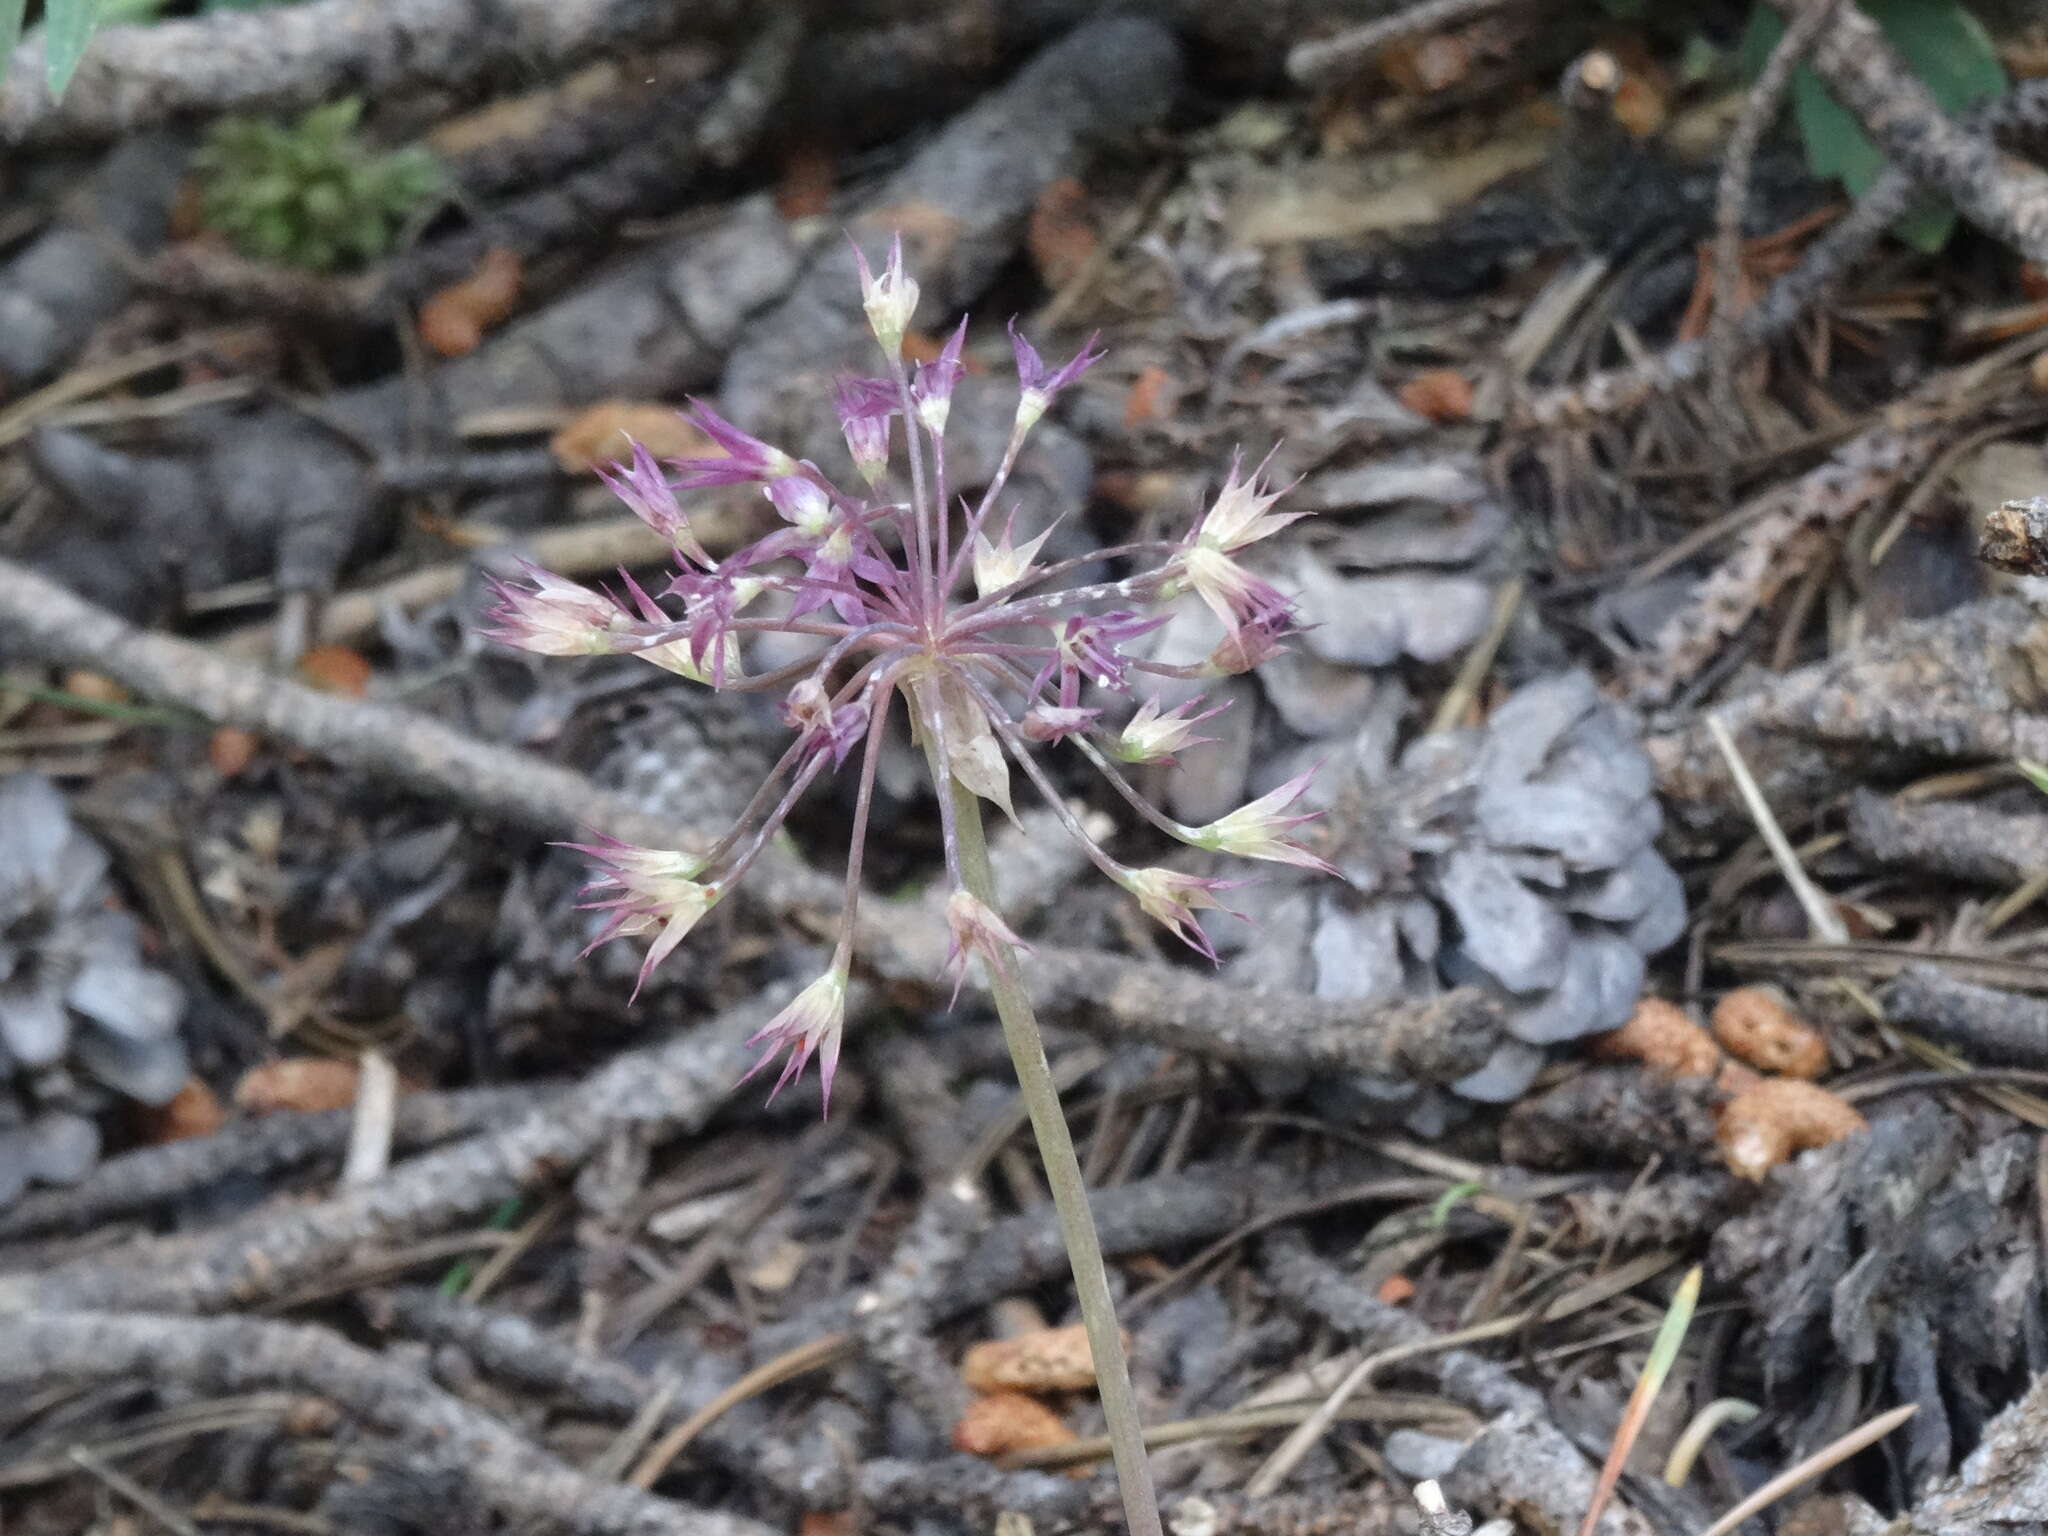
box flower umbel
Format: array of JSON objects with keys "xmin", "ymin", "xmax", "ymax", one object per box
[{"xmin": 491, "ymin": 243, "xmax": 1321, "ymax": 1110}]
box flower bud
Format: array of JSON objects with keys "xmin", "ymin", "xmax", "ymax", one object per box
[
  {"xmin": 596, "ymin": 441, "xmax": 714, "ymax": 567},
  {"xmin": 1201, "ymin": 612, "xmax": 1290, "ymax": 676},
  {"xmin": 1019, "ymin": 703, "xmax": 1099, "ymax": 743},
  {"xmin": 484, "ymin": 564, "xmax": 628, "ymax": 656},
  {"xmin": 970, "ymin": 513, "xmax": 1055, "ymax": 598},
  {"xmin": 914, "ymin": 317, "xmax": 968, "ymax": 434},
  {"xmin": 674, "ymin": 400, "xmax": 797, "ymax": 487},
  {"xmin": 1109, "ymin": 697, "xmax": 1224, "ymax": 765},
  {"xmin": 943, "ymin": 888, "xmax": 1031, "ymax": 1001},
  {"xmin": 782, "ymin": 676, "xmax": 868, "ymax": 767},
  {"xmin": 834, "ymin": 376, "xmax": 896, "ymax": 487},
  {"xmin": 854, "ymin": 235, "xmax": 920, "ymax": 356}
]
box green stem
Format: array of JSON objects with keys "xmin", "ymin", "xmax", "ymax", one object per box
[{"xmin": 949, "ymin": 779, "xmax": 1163, "ymax": 1536}]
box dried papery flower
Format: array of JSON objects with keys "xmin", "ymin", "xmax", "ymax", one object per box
[
  {"xmin": 488, "ymin": 241, "xmax": 1321, "ymax": 1109},
  {"xmin": 742, "ymin": 967, "xmax": 851, "ymax": 1109}
]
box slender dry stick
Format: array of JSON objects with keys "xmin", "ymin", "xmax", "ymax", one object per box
[
  {"xmin": 1695, "ymin": 1402, "xmax": 1917, "ymax": 1536},
  {"xmin": 948, "ymin": 775, "xmax": 1163, "ymax": 1536},
  {"xmin": 1707, "ymin": 714, "xmax": 1849, "ymax": 944},
  {"xmin": 1286, "ymin": 0, "xmax": 1529, "ymax": 87},
  {"xmin": 1708, "ymin": 0, "xmax": 1837, "ymax": 439}
]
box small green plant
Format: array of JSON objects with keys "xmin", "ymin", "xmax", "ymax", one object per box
[
  {"xmin": 193, "ymin": 98, "xmax": 443, "ymax": 271},
  {"xmin": 1741, "ymin": 0, "xmax": 2007, "ymax": 252}
]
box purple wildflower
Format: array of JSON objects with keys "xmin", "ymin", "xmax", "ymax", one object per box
[
  {"xmin": 1019, "ymin": 703, "xmax": 1100, "ymax": 743},
  {"xmin": 834, "ymin": 376, "xmax": 897, "ymax": 486},
  {"xmin": 487, "ymin": 241, "xmax": 1323, "ymax": 1110},
  {"xmin": 1009, "ymin": 322, "xmax": 1104, "ymax": 432},
  {"xmin": 852, "ymin": 234, "xmax": 919, "ymax": 355},
  {"xmin": 742, "ymin": 969, "xmax": 850, "ymax": 1110},
  {"xmin": 1110, "ymin": 697, "xmax": 1228, "ymax": 765},
  {"xmin": 1173, "ymin": 767, "xmax": 1335, "ymax": 875},
  {"xmin": 913, "ymin": 317, "xmax": 969, "ymax": 432},
  {"xmin": 671, "ymin": 400, "xmax": 798, "ymax": 488},
  {"xmin": 564, "ymin": 835, "xmax": 723, "ymax": 998},
  {"xmin": 782, "ymin": 677, "xmax": 867, "ymax": 768},
  {"xmin": 596, "ymin": 440, "xmax": 714, "ymax": 567},
  {"xmin": 1111, "ymin": 865, "xmax": 1242, "ymax": 963},
  {"xmin": 944, "ymin": 888, "xmax": 1030, "ymax": 1004},
  {"xmin": 483, "ymin": 562, "xmax": 628, "ymax": 656}
]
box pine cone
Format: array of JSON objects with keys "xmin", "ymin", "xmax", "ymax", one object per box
[
  {"xmin": 1232, "ymin": 670, "xmax": 1684, "ymax": 1122},
  {"xmin": 0, "ymin": 773, "xmax": 188, "ymax": 1204},
  {"xmin": 488, "ymin": 681, "xmax": 782, "ymax": 1062}
]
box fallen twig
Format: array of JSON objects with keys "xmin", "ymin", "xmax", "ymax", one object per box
[
  {"xmin": 719, "ymin": 10, "xmax": 1182, "ymax": 474},
  {"xmin": 372, "ymin": 1286, "xmax": 1095, "ymax": 1522},
  {"xmin": 1696, "ymin": 1403, "xmax": 1917, "ymax": 1536},
  {"xmin": 1286, "ymin": 0, "xmax": 1535, "ymax": 89},
  {"xmin": 1884, "ymin": 965, "xmax": 2048, "ymax": 1069},
  {"xmin": 849, "ymin": 1180, "xmax": 986, "ymax": 1433},
  {"xmin": 1519, "ymin": 80, "xmax": 2048, "ymax": 427},
  {"xmin": 0, "ymin": 1083, "xmax": 553, "ymax": 1241},
  {"xmin": 390, "ymin": 13, "xmax": 803, "ymax": 310},
  {"xmin": 1861, "ymin": 1369, "xmax": 2048, "ymax": 1535},
  {"xmin": 1765, "ymin": 0, "xmax": 2048, "ymax": 263},
  {"xmin": 995, "ymin": 948, "xmax": 1504, "ymax": 1084},
  {"xmin": 1622, "ymin": 419, "xmax": 1941, "ymax": 703},
  {"xmin": 1708, "ymin": 714, "xmax": 1849, "ymax": 943},
  {"xmin": 0, "ymin": 0, "xmax": 744, "ymax": 146},
  {"xmin": 0, "ymin": 551, "xmax": 700, "ymax": 851},
  {"xmin": 1846, "ymin": 789, "xmax": 2048, "ymax": 887},
  {"xmin": 0, "ymin": 990, "xmax": 786, "ymax": 1314},
  {"xmin": 1649, "ymin": 596, "xmax": 2048, "ymax": 831},
  {"xmin": 0, "ymin": 1310, "xmax": 774, "ymax": 1536},
  {"xmin": 1709, "ymin": 0, "xmax": 1838, "ymax": 429}
]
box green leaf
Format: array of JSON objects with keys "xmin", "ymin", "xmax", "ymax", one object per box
[
  {"xmin": 1428, "ymin": 1180, "xmax": 1484, "ymax": 1228},
  {"xmin": 1889, "ymin": 199, "xmax": 1960, "ymax": 254},
  {"xmin": 1741, "ymin": 0, "xmax": 2006, "ymax": 253},
  {"xmin": 42, "ymin": 0, "xmax": 102, "ymax": 101},
  {"xmin": 2018, "ymin": 760, "xmax": 2048, "ymax": 797},
  {"xmin": 0, "ymin": 0, "xmax": 25, "ymax": 75}
]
